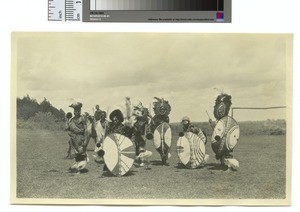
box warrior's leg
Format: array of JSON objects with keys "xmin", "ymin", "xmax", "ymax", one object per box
[
  {"xmin": 161, "ymin": 155, "xmax": 167, "ymax": 165},
  {"xmin": 220, "ymin": 155, "xmax": 226, "ymax": 166},
  {"xmin": 66, "ymin": 139, "xmax": 72, "ymax": 158},
  {"xmin": 160, "ymin": 147, "xmax": 170, "ymax": 166},
  {"xmin": 134, "ymin": 135, "xmax": 145, "ymax": 167},
  {"xmin": 95, "ymin": 138, "xmax": 105, "ymax": 162},
  {"xmin": 94, "ymin": 137, "xmax": 102, "ymax": 153},
  {"xmin": 224, "ymin": 152, "xmax": 239, "ymax": 170}
]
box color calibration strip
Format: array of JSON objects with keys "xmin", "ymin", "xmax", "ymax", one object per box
[
  {"xmin": 66, "ymin": 0, "xmax": 82, "ymax": 21},
  {"xmin": 90, "ymin": 0, "xmax": 224, "ymax": 11},
  {"xmin": 49, "ymin": 0, "xmax": 231, "ymax": 22},
  {"xmin": 48, "ymin": 0, "xmax": 65, "ymax": 21},
  {"xmin": 48, "ymin": 0, "xmax": 82, "ymax": 21}
]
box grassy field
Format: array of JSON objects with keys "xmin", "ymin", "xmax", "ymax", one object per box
[{"xmin": 16, "ymin": 128, "xmax": 286, "ymax": 199}]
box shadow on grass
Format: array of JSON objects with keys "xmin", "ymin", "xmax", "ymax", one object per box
[
  {"xmin": 174, "ymin": 163, "xmax": 210, "ymax": 170},
  {"xmin": 64, "ymin": 154, "xmax": 75, "ymax": 160},
  {"xmin": 68, "ymin": 168, "xmax": 89, "ymax": 176},
  {"xmin": 100, "ymin": 170, "xmax": 137, "ymax": 178},
  {"xmin": 150, "ymin": 160, "xmax": 170, "ymax": 166},
  {"xmin": 206, "ymin": 163, "xmax": 229, "ymax": 171},
  {"xmin": 174, "ymin": 163, "xmax": 187, "ymax": 169}
]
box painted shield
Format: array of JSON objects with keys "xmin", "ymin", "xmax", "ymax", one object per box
[
  {"xmin": 177, "ymin": 132, "xmax": 206, "ymax": 169},
  {"xmin": 102, "ymin": 133, "xmax": 136, "ymax": 176},
  {"xmin": 211, "ymin": 116, "xmax": 240, "ymax": 156},
  {"xmin": 153, "ymin": 123, "xmax": 172, "ymax": 155}
]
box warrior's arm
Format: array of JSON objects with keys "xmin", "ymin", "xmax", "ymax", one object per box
[
  {"xmin": 71, "ymin": 126, "xmax": 84, "ymax": 134},
  {"xmin": 104, "ymin": 123, "xmax": 112, "ymax": 138},
  {"xmin": 83, "ymin": 118, "xmax": 87, "ymax": 131},
  {"xmin": 83, "ymin": 118, "xmax": 89, "ymax": 145},
  {"xmin": 69, "ymin": 120, "xmax": 85, "ymax": 134},
  {"xmin": 64, "ymin": 120, "xmax": 70, "ymax": 131},
  {"xmin": 147, "ymin": 113, "xmax": 152, "ymax": 122},
  {"xmin": 190, "ymin": 125, "xmax": 200, "ymax": 135}
]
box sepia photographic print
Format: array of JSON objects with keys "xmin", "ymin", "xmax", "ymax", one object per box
[{"xmin": 11, "ymin": 32, "xmax": 293, "ymax": 205}]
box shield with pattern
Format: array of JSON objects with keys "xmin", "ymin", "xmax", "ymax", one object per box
[
  {"xmin": 211, "ymin": 116, "xmax": 240, "ymax": 157},
  {"xmin": 177, "ymin": 132, "xmax": 206, "ymax": 169},
  {"xmin": 102, "ymin": 133, "xmax": 136, "ymax": 176},
  {"xmin": 153, "ymin": 123, "xmax": 172, "ymax": 159}
]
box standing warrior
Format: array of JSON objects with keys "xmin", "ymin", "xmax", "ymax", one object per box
[
  {"xmin": 65, "ymin": 112, "xmax": 74, "ymax": 159},
  {"xmin": 131, "ymin": 102, "xmax": 152, "ymax": 167},
  {"xmin": 151, "ymin": 97, "xmax": 171, "ymax": 128},
  {"xmin": 149, "ymin": 97, "xmax": 172, "ymax": 165},
  {"xmin": 213, "ymin": 93, "xmax": 232, "ymax": 121},
  {"xmin": 83, "ymin": 104, "xmax": 103, "ymax": 152},
  {"xmin": 210, "ymin": 93, "xmax": 240, "ymax": 170},
  {"xmin": 93, "ymin": 105, "xmax": 107, "ymax": 146},
  {"xmin": 94, "ymin": 104, "xmax": 102, "ymax": 121},
  {"xmin": 93, "ymin": 110, "xmax": 108, "ymax": 159},
  {"xmin": 66, "ymin": 102, "xmax": 89, "ymax": 173}
]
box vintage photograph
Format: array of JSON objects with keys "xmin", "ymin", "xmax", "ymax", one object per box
[{"xmin": 11, "ymin": 32, "xmax": 292, "ymax": 205}]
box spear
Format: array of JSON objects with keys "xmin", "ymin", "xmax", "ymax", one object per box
[{"xmin": 206, "ymin": 110, "xmax": 214, "ymax": 129}]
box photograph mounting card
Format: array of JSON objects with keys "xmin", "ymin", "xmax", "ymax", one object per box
[{"xmin": 11, "ymin": 32, "xmax": 293, "ymax": 205}]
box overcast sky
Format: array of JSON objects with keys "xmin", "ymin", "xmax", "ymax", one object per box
[{"xmin": 15, "ymin": 33, "xmax": 290, "ymax": 122}]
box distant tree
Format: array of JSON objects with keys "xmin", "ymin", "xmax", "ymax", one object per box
[
  {"xmin": 17, "ymin": 95, "xmax": 65, "ymax": 120},
  {"xmin": 40, "ymin": 98, "xmax": 52, "ymax": 113},
  {"xmin": 58, "ymin": 109, "xmax": 66, "ymax": 120},
  {"xmin": 17, "ymin": 95, "xmax": 39, "ymax": 120}
]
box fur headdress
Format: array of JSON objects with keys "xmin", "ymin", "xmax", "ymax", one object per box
[
  {"xmin": 213, "ymin": 93, "xmax": 232, "ymax": 120},
  {"xmin": 109, "ymin": 109, "xmax": 124, "ymax": 122},
  {"xmin": 153, "ymin": 97, "xmax": 171, "ymax": 116}
]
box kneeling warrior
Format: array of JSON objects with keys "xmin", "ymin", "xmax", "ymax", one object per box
[
  {"xmin": 179, "ymin": 116, "xmax": 209, "ymax": 165},
  {"xmin": 210, "ymin": 93, "xmax": 240, "ymax": 170},
  {"xmin": 66, "ymin": 102, "xmax": 89, "ymax": 173}
]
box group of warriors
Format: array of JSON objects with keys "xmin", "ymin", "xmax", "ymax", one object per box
[{"xmin": 65, "ymin": 93, "xmax": 240, "ymax": 176}]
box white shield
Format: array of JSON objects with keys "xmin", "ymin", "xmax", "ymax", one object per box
[
  {"xmin": 211, "ymin": 116, "xmax": 240, "ymax": 153},
  {"xmin": 102, "ymin": 133, "xmax": 136, "ymax": 176},
  {"xmin": 177, "ymin": 132, "xmax": 206, "ymax": 168},
  {"xmin": 153, "ymin": 123, "xmax": 172, "ymax": 155}
]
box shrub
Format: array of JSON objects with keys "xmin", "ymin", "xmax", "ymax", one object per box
[{"xmin": 17, "ymin": 112, "xmax": 65, "ymax": 131}]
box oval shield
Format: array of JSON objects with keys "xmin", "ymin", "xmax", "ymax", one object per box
[
  {"xmin": 177, "ymin": 132, "xmax": 206, "ymax": 169},
  {"xmin": 102, "ymin": 133, "xmax": 136, "ymax": 176},
  {"xmin": 153, "ymin": 122, "xmax": 172, "ymax": 155},
  {"xmin": 211, "ymin": 116, "xmax": 240, "ymax": 156}
]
